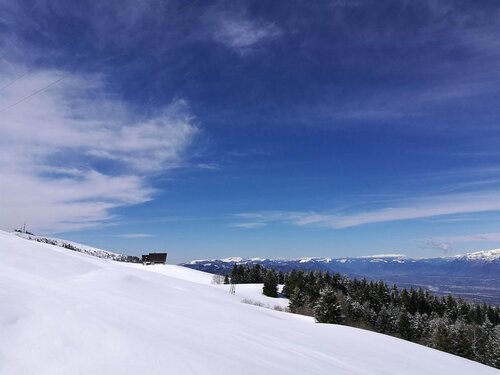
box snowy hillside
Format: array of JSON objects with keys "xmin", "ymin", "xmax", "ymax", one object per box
[
  {"xmin": 14, "ymin": 232, "xmax": 141, "ymax": 263},
  {"xmin": 0, "ymin": 231, "xmax": 497, "ymax": 375}
]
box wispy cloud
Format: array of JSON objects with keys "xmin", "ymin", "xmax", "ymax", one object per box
[
  {"xmin": 0, "ymin": 65, "xmax": 198, "ymax": 233},
  {"xmin": 236, "ymin": 190, "xmax": 500, "ymax": 229},
  {"xmin": 429, "ymin": 232, "xmax": 500, "ymax": 244},
  {"xmin": 289, "ymin": 2, "xmax": 500, "ymax": 127},
  {"xmin": 208, "ymin": 11, "xmax": 282, "ymax": 53},
  {"xmin": 420, "ymin": 240, "xmax": 451, "ymax": 254},
  {"xmin": 196, "ymin": 163, "xmax": 220, "ymax": 170},
  {"xmin": 231, "ymin": 222, "xmax": 266, "ymax": 229},
  {"xmin": 421, "ymin": 231, "xmax": 500, "ymax": 253}
]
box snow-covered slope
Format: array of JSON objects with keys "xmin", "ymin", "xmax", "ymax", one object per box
[
  {"xmin": 0, "ymin": 231, "xmax": 497, "ymax": 375},
  {"xmin": 14, "ymin": 232, "xmax": 141, "ymax": 262}
]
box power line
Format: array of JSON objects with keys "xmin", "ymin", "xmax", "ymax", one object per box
[
  {"xmin": 0, "ymin": 1, "xmax": 200, "ymax": 115},
  {"xmin": 0, "ymin": 68, "xmax": 33, "ymax": 94},
  {"xmin": 0, "ymin": 76, "xmax": 65, "ymax": 114}
]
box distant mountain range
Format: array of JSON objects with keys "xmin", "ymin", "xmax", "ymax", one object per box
[{"xmin": 182, "ymin": 250, "xmax": 500, "ymax": 305}]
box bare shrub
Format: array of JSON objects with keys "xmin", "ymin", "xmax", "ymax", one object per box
[
  {"xmin": 241, "ymin": 298, "xmax": 266, "ymax": 307},
  {"xmin": 211, "ymin": 274, "xmax": 225, "ymax": 284}
]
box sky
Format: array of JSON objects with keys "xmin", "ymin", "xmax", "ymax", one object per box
[{"xmin": 1, "ymin": 0, "xmax": 500, "ymax": 263}]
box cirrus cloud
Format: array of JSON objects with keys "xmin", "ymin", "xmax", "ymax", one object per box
[
  {"xmin": 0, "ymin": 65, "xmax": 198, "ymax": 233},
  {"xmin": 235, "ymin": 189, "xmax": 500, "ymax": 230}
]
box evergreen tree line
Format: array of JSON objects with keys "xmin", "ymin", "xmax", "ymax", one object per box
[
  {"xmin": 230, "ymin": 264, "xmax": 285, "ymax": 285},
  {"xmin": 229, "ymin": 265, "xmax": 500, "ymax": 369}
]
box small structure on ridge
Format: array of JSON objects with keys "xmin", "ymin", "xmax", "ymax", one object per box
[{"xmin": 142, "ymin": 252, "xmax": 167, "ymax": 265}]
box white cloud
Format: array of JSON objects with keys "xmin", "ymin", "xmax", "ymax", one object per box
[
  {"xmin": 231, "ymin": 222, "xmax": 266, "ymax": 229},
  {"xmin": 209, "ymin": 12, "xmax": 282, "ymax": 52},
  {"xmin": 0, "ymin": 65, "xmax": 198, "ymax": 233},
  {"xmin": 237, "ymin": 190, "xmax": 500, "ymax": 229}
]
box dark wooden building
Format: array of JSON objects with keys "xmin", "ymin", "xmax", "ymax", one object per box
[{"xmin": 142, "ymin": 252, "xmax": 167, "ymax": 265}]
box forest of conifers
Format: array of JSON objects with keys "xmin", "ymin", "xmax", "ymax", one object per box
[{"xmin": 228, "ymin": 264, "xmax": 499, "ymax": 368}]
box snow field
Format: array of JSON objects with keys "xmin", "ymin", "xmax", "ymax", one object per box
[{"xmin": 0, "ymin": 230, "xmax": 497, "ymax": 375}]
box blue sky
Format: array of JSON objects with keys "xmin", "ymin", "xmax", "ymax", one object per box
[{"xmin": 1, "ymin": 0, "xmax": 500, "ymax": 262}]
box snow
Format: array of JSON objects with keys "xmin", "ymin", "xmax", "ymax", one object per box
[
  {"xmin": 392, "ymin": 259, "xmax": 405, "ymax": 263},
  {"xmin": 298, "ymin": 257, "xmax": 332, "ymax": 263},
  {"xmin": 14, "ymin": 232, "xmax": 137, "ymax": 262},
  {"xmin": 121, "ymin": 262, "xmax": 216, "ymax": 285},
  {"xmin": 0, "ymin": 230, "xmax": 497, "ymax": 375},
  {"xmin": 219, "ymin": 284, "xmax": 290, "ymax": 309},
  {"xmin": 455, "ymin": 249, "xmax": 500, "ymax": 261},
  {"xmin": 360, "ymin": 253, "xmax": 406, "ymax": 258},
  {"xmin": 189, "ymin": 256, "xmax": 245, "ymax": 264},
  {"xmin": 186, "ymin": 249, "xmax": 500, "ymax": 268}
]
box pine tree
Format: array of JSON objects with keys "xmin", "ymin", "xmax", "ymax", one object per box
[
  {"xmin": 450, "ymin": 319, "xmax": 473, "ymax": 359},
  {"xmin": 262, "ymin": 269, "xmax": 278, "ymax": 297},
  {"xmin": 230, "ymin": 265, "xmax": 239, "ymax": 284},
  {"xmin": 397, "ymin": 309, "xmax": 413, "ymax": 341},
  {"xmin": 347, "ymin": 300, "xmax": 364, "ymax": 322},
  {"xmin": 223, "ymin": 274, "xmax": 229, "ymax": 284},
  {"xmin": 289, "ymin": 286, "xmax": 307, "ymax": 313},
  {"xmin": 250, "ymin": 264, "xmax": 262, "ymax": 283},
  {"xmin": 411, "ymin": 312, "xmax": 429, "ymax": 342},
  {"xmin": 313, "ymin": 286, "xmax": 343, "ymax": 324},
  {"xmin": 376, "ymin": 306, "xmax": 392, "ymax": 334},
  {"xmin": 278, "ymin": 270, "xmax": 285, "ymax": 284},
  {"xmin": 478, "ymin": 317, "xmax": 500, "ymax": 368},
  {"xmin": 430, "ymin": 318, "xmax": 452, "ymax": 352}
]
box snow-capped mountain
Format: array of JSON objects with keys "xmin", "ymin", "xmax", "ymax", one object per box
[
  {"xmin": 182, "ymin": 250, "xmax": 500, "ymax": 305},
  {"xmin": 455, "ymin": 249, "xmax": 500, "ymax": 261},
  {"xmin": 185, "ymin": 249, "xmax": 500, "ymax": 268},
  {"xmin": 1, "ymin": 230, "xmax": 497, "ymax": 374}
]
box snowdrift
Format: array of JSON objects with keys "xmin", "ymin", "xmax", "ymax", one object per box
[{"xmin": 0, "ymin": 231, "xmax": 496, "ymax": 375}]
